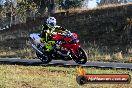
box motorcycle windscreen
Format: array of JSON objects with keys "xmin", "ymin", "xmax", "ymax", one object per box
[{"xmin": 30, "ymin": 33, "xmax": 41, "ymax": 44}]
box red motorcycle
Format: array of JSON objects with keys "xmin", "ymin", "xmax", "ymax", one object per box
[
  {"xmin": 31, "ymin": 31, "xmax": 87, "ymax": 64},
  {"xmin": 51, "ymin": 31, "xmax": 88, "ymax": 64}
]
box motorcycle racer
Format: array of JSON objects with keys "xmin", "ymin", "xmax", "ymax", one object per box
[
  {"xmin": 30, "ymin": 20, "xmax": 88, "ymax": 64},
  {"xmin": 40, "ymin": 17, "xmax": 68, "ymax": 51}
]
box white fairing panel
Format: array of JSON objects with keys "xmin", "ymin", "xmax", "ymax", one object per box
[{"xmin": 30, "ymin": 33, "xmax": 41, "ymax": 44}]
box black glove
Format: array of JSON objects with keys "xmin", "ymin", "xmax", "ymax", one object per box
[{"xmin": 60, "ymin": 27, "xmax": 66, "ymax": 31}]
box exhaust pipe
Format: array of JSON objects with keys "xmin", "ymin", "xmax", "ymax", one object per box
[
  {"xmin": 57, "ymin": 51, "xmax": 69, "ymax": 57},
  {"xmin": 31, "ymin": 44, "xmax": 43, "ymax": 55}
]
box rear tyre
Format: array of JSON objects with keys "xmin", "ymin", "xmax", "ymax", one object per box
[
  {"xmin": 73, "ymin": 48, "xmax": 87, "ymax": 64},
  {"xmin": 36, "ymin": 45, "xmax": 52, "ymax": 64},
  {"xmin": 36, "ymin": 52, "xmax": 52, "ymax": 64}
]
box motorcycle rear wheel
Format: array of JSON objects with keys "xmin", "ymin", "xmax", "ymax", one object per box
[
  {"xmin": 73, "ymin": 48, "xmax": 87, "ymax": 64},
  {"xmin": 36, "ymin": 52, "xmax": 52, "ymax": 64}
]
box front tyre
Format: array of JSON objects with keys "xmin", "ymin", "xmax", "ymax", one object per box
[{"xmin": 73, "ymin": 48, "xmax": 87, "ymax": 64}]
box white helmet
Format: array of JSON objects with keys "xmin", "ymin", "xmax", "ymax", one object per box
[{"xmin": 46, "ymin": 17, "xmax": 56, "ymax": 27}]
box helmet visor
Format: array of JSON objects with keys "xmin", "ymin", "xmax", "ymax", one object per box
[{"xmin": 49, "ymin": 22, "xmax": 56, "ymax": 27}]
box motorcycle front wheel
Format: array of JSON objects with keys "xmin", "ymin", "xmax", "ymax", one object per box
[{"xmin": 73, "ymin": 48, "xmax": 87, "ymax": 64}]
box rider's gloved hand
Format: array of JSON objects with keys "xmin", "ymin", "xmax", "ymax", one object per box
[{"xmin": 60, "ymin": 26, "xmax": 66, "ymax": 31}]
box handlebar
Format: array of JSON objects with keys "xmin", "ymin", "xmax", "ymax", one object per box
[{"xmin": 66, "ymin": 31, "xmax": 71, "ymax": 34}]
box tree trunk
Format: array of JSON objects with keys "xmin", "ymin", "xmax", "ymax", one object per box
[{"xmin": 48, "ymin": 0, "xmax": 55, "ymax": 15}]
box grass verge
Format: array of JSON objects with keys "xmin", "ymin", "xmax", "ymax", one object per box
[{"xmin": 0, "ymin": 65, "xmax": 131, "ymax": 88}]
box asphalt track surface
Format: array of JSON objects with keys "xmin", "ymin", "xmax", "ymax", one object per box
[{"xmin": 0, "ymin": 58, "xmax": 132, "ymax": 70}]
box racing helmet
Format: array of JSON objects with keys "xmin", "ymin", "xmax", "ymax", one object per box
[{"xmin": 46, "ymin": 17, "xmax": 56, "ymax": 27}]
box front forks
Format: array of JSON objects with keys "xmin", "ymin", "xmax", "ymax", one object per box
[{"xmin": 71, "ymin": 49, "xmax": 79, "ymax": 59}]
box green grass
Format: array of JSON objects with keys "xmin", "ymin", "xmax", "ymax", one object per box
[
  {"xmin": 0, "ymin": 48, "xmax": 36, "ymax": 59},
  {"xmin": 0, "ymin": 65, "xmax": 131, "ymax": 88}
]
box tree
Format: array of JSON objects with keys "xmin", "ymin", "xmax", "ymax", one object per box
[
  {"xmin": 59, "ymin": 0, "xmax": 83, "ymax": 10},
  {"xmin": 48, "ymin": 0, "xmax": 55, "ymax": 15},
  {"xmin": 100, "ymin": 0, "xmax": 120, "ymax": 5},
  {"xmin": 32, "ymin": 0, "xmax": 55, "ymax": 15}
]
